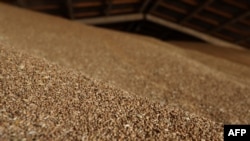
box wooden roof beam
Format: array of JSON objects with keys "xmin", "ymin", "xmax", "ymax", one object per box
[
  {"xmin": 148, "ymin": 0, "xmax": 162, "ymax": 13},
  {"xmin": 225, "ymin": 26, "xmax": 249, "ymax": 36},
  {"xmin": 222, "ymin": 0, "xmax": 249, "ymax": 10},
  {"xmin": 180, "ymin": 0, "xmax": 214, "ymax": 24},
  {"xmin": 146, "ymin": 14, "xmax": 243, "ymax": 49},
  {"xmin": 210, "ymin": 11, "xmax": 250, "ymax": 33},
  {"xmin": 109, "ymin": 8, "xmax": 136, "ymax": 14},
  {"xmin": 159, "ymin": 1, "xmax": 187, "ymax": 14},
  {"xmin": 181, "ymin": 0, "xmax": 198, "ymax": 6},
  {"xmin": 66, "ymin": 0, "xmax": 74, "ymax": 19},
  {"xmin": 74, "ymin": 12, "xmax": 100, "ymax": 18},
  {"xmin": 72, "ymin": 2, "xmax": 102, "ymax": 8},
  {"xmin": 240, "ymin": 19, "xmax": 250, "ymax": 26},
  {"xmin": 112, "ymin": 0, "xmax": 141, "ymax": 5},
  {"xmin": 205, "ymin": 7, "xmax": 233, "ymax": 19},
  {"xmin": 105, "ymin": 0, "xmax": 113, "ymax": 15},
  {"xmin": 76, "ymin": 13, "xmax": 143, "ymax": 25},
  {"xmin": 193, "ymin": 14, "xmax": 219, "ymax": 25},
  {"xmin": 151, "ymin": 11, "xmax": 177, "ymax": 21},
  {"xmin": 140, "ymin": 0, "xmax": 151, "ymax": 13},
  {"xmin": 29, "ymin": 5, "xmax": 60, "ymax": 11}
]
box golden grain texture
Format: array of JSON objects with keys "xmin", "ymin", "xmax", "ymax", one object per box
[{"xmin": 0, "ymin": 3, "xmax": 250, "ymax": 140}]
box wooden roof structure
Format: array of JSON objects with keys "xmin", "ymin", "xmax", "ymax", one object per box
[{"xmin": 2, "ymin": 0, "xmax": 250, "ymax": 49}]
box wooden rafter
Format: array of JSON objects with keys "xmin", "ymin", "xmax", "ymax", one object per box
[
  {"xmin": 210, "ymin": 11, "xmax": 250, "ymax": 33},
  {"xmin": 159, "ymin": 1, "xmax": 187, "ymax": 14},
  {"xmin": 148, "ymin": 0, "xmax": 162, "ymax": 13},
  {"xmin": 225, "ymin": 26, "xmax": 249, "ymax": 36},
  {"xmin": 151, "ymin": 11, "xmax": 177, "ymax": 22},
  {"xmin": 146, "ymin": 14, "xmax": 243, "ymax": 48},
  {"xmin": 205, "ymin": 7, "xmax": 233, "ymax": 19},
  {"xmin": 105, "ymin": 0, "xmax": 113, "ymax": 15},
  {"xmin": 222, "ymin": 0, "xmax": 249, "ymax": 10},
  {"xmin": 72, "ymin": 1, "xmax": 102, "ymax": 8},
  {"xmin": 112, "ymin": 0, "xmax": 141, "ymax": 5},
  {"xmin": 29, "ymin": 5, "xmax": 60, "ymax": 11},
  {"xmin": 240, "ymin": 19, "xmax": 250, "ymax": 26},
  {"xmin": 180, "ymin": 0, "xmax": 214, "ymax": 24},
  {"xmin": 74, "ymin": 12, "xmax": 100, "ymax": 18},
  {"xmin": 181, "ymin": 0, "xmax": 198, "ymax": 6},
  {"xmin": 77, "ymin": 13, "xmax": 143, "ymax": 25},
  {"xmin": 193, "ymin": 14, "xmax": 219, "ymax": 26},
  {"xmin": 109, "ymin": 7, "xmax": 135, "ymax": 14},
  {"xmin": 66, "ymin": 0, "xmax": 74, "ymax": 19},
  {"xmin": 140, "ymin": 0, "xmax": 151, "ymax": 13}
]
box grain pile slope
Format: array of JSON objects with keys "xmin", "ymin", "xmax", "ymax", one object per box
[
  {"xmin": 0, "ymin": 45, "xmax": 222, "ymax": 140},
  {"xmin": 0, "ymin": 3, "xmax": 250, "ymax": 124},
  {"xmin": 169, "ymin": 41, "xmax": 250, "ymax": 85}
]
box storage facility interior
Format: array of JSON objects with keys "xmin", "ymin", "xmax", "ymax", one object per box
[
  {"xmin": 2, "ymin": 0, "xmax": 250, "ymax": 48},
  {"xmin": 0, "ymin": 0, "xmax": 250, "ymax": 140}
]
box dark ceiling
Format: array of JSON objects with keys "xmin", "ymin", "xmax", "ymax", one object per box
[{"xmin": 1, "ymin": 0, "xmax": 250, "ymax": 49}]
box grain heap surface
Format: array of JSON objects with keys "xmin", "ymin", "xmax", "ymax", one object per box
[
  {"xmin": 0, "ymin": 45, "xmax": 222, "ymax": 140},
  {"xmin": 0, "ymin": 3, "xmax": 249, "ymax": 140},
  {"xmin": 169, "ymin": 41, "xmax": 250, "ymax": 85},
  {"xmin": 1, "ymin": 3, "xmax": 249, "ymax": 124}
]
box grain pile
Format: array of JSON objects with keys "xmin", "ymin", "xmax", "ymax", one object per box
[
  {"xmin": 0, "ymin": 45, "xmax": 222, "ymax": 140},
  {"xmin": 169, "ymin": 41, "xmax": 250, "ymax": 85},
  {"xmin": 0, "ymin": 3, "xmax": 249, "ymax": 140}
]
